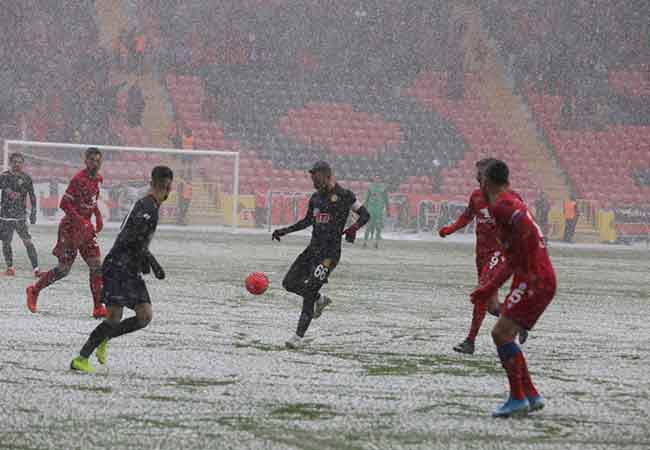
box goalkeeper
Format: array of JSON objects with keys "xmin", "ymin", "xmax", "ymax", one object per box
[{"xmin": 363, "ymin": 175, "xmax": 390, "ymax": 248}]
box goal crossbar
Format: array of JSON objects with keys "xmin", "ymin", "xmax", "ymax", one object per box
[{"xmin": 4, "ymin": 140, "xmax": 240, "ymax": 230}]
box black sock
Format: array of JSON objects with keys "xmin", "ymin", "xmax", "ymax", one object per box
[
  {"xmin": 296, "ymin": 295, "xmax": 317, "ymax": 337},
  {"xmin": 296, "ymin": 312, "xmax": 312, "ymax": 338},
  {"xmin": 25, "ymin": 242, "xmax": 38, "ymax": 269},
  {"xmin": 2, "ymin": 240, "xmax": 12, "ymax": 268},
  {"xmin": 108, "ymin": 317, "xmax": 147, "ymax": 339},
  {"xmin": 80, "ymin": 321, "xmax": 115, "ymax": 358}
]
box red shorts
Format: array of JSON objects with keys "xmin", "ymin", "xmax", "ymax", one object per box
[
  {"xmin": 470, "ymin": 251, "xmax": 506, "ymax": 305},
  {"xmin": 52, "ymin": 218, "xmax": 101, "ymax": 265},
  {"xmin": 476, "ymin": 250, "xmax": 504, "ymax": 281},
  {"xmin": 502, "ymin": 273, "xmax": 556, "ymax": 330}
]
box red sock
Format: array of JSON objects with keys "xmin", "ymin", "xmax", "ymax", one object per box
[
  {"xmin": 520, "ymin": 354, "xmax": 539, "ymax": 398},
  {"xmin": 498, "ymin": 342, "xmax": 526, "ymax": 400},
  {"xmin": 467, "ymin": 300, "xmax": 487, "ymax": 342},
  {"xmin": 34, "ymin": 269, "xmax": 58, "ymax": 292},
  {"xmin": 90, "ymin": 274, "xmax": 103, "ymax": 308}
]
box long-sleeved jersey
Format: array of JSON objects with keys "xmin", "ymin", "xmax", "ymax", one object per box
[
  {"xmin": 104, "ymin": 194, "xmax": 160, "ymax": 275},
  {"xmin": 0, "ymin": 170, "xmax": 36, "ymax": 219},
  {"xmin": 365, "ymin": 182, "xmax": 390, "ymax": 216},
  {"xmin": 483, "ymin": 190, "xmax": 555, "ymax": 291},
  {"xmin": 283, "ymin": 184, "xmax": 369, "ymax": 259},
  {"xmin": 60, "ymin": 169, "xmax": 102, "ymax": 222},
  {"xmin": 446, "ymin": 188, "xmax": 501, "ymax": 266}
]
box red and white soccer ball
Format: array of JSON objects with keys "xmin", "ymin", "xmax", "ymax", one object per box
[{"xmin": 245, "ymin": 272, "xmax": 269, "ymax": 295}]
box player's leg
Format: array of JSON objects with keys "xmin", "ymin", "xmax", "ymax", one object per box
[
  {"xmin": 87, "ymin": 256, "xmax": 105, "ymax": 318},
  {"xmin": 490, "ymin": 277, "xmax": 554, "ymax": 417},
  {"xmin": 26, "ymin": 255, "xmax": 73, "ymax": 313},
  {"xmin": 94, "ymin": 273, "xmax": 151, "ymax": 364},
  {"xmin": 363, "ymin": 221, "xmax": 371, "ymax": 246},
  {"xmin": 294, "ymin": 292, "xmax": 318, "ymax": 340},
  {"xmin": 456, "ymin": 296, "xmax": 490, "ymax": 355},
  {"xmin": 491, "ymin": 314, "xmax": 530, "ymax": 417},
  {"xmin": 29, "ymin": 221, "xmax": 76, "ymax": 300},
  {"xmin": 484, "ymin": 292, "xmax": 529, "ymax": 344},
  {"xmin": 106, "ymin": 277, "xmax": 153, "ymax": 341},
  {"xmin": 282, "ymin": 250, "xmax": 314, "ymax": 347},
  {"xmin": 465, "ymin": 259, "xmax": 497, "ymax": 344},
  {"xmin": 286, "ymin": 255, "xmax": 335, "ymax": 348},
  {"xmin": 0, "ymin": 222, "xmax": 15, "ymax": 275},
  {"xmin": 374, "ymin": 216, "xmax": 383, "ymax": 248},
  {"xmin": 80, "ymin": 240, "xmax": 106, "ymax": 318},
  {"xmin": 98, "ymin": 302, "xmax": 152, "ymax": 366},
  {"xmin": 281, "ymin": 250, "xmax": 313, "ymax": 296},
  {"xmin": 487, "ymin": 294, "xmax": 500, "ymax": 316},
  {"xmin": 301, "ymin": 260, "xmax": 334, "ymax": 322},
  {"xmin": 72, "ymin": 305, "xmax": 124, "ymax": 373},
  {"xmin": 15, "ymin": 220, "xmax": 39, "ymax": 276},
  {"xmin": 363, "ymin": 218, "xmax": 375, "ymax": 247},
  {"xmin": 467, "ymin": 301, "xmax": 487, "ymax": 342},
  {"xmin": 33, "ymin": 261, "xmax": 72, "ymax": 290},
  {"xmin": 454, "ymin": 256, "xmax": 495, "ymax": 354}
]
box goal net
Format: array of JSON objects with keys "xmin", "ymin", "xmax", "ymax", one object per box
[{"xmin": 3, "ymin": 140, "xmax": 241, "ymax": 230}]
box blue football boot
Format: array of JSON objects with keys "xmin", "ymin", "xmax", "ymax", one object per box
[
  {"xmin": 492, "ymin": 397, "xmax": 530, "ymax": 418},
  {"xmin": 527, "ymin": 394, "xmax": 545, "ymax": 412}
]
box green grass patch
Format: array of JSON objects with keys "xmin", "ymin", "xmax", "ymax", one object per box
[
  {"xmin": 270, "ymin": 402, "xmax": 338, "ymax": 420},
  {"xmin": 168, "ymin": 376, "xmax": 238, "ymax": 388}
]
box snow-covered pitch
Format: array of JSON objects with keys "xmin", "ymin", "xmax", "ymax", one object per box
[{"xmin": 1, "ymin": 226, "xmax": 649, "ymax": 450}]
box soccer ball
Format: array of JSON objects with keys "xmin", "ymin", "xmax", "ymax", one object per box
[{"xmin": 245, "ymin": 272, "xmax": 269, "ymax": 295}]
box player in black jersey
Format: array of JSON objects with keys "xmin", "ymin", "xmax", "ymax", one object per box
[
  {"xmin": 70, "ymin": 166, "xmax": 173, "ymax": 373},
  {"xmin": 0, "ymin": 153, "xmax": 39, "ymax": 277},
  {"xmin": 272, "ymin": 161, "xmax": 370, "ymax": 349}
]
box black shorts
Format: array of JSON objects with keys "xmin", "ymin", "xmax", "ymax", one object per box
[
  {"xmin": 282, "ymin": 247, "xmax": 339, "ymax": 296},
  {"xmin": 0, "ymin": 219, "xmax": 31, "ymax": 241},
  {"xmin": 102, "ymin": 269, "xmax": 151, "ymax": 310}
]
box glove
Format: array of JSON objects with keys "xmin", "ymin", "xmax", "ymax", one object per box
[
  {"xmin": 95, "ymin": 212, "xmax": 103, "ymax": 234},
  {"xmin": 149, "ymin": 255, "xmax": 165, "ymax": 280},
  {"xmin": 470, "ymin": 285, "xmax": 495, "ymax": 304},
  {"xmin": 80, "ymin": 218, "xmax": 95, "ymax": 236},
  {"xmin": 343, "ymin": 225, "xmax": 359, "ymax": 243},
  {"xmin": 29, "ymin": 210, "xmax": 36, "ymax": 225},
  {"xmin": 141, "ymin": 257, "xmax": 151, "ymax": 274},
  {"xmin": 272, "ymin": 228, "xmax": 287, "ymax": 242},
  {"xmin": 438, "ymin": 226, "xmax": 452, "ymax": 238}
]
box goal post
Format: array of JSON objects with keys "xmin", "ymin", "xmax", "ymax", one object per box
[{"xmin": 3, "ymin": 140, "xmax": 240, "ymax": 230}]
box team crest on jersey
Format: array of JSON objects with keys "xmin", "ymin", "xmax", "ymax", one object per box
[
  {"xmin": 477, "ymin": 207, "xmax": 494, "ymax": 224},
  {"xmin": 330, "ymin": 194, "xmax": 338, "ymax": 202},
  {"xmin": 313, "ymin": 207, "xmax": 331, "ymax": 223}
]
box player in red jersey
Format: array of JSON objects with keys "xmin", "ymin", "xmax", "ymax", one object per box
[
  {"xmin": 26, "ymin": 148, "xmax": 107, "ymax": 318},
  {"xmin": 471, "ymin": 160, "xmax": 556, "ymax": 417},
  {"xmin": 439, "ymin": 158, "xmax": 510, "ymax": 354}
]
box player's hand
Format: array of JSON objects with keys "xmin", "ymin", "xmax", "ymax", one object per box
[
  {"xmin": 343, "ymin": 225, "xmax": 358, "ymax": 243},
  {"xmin": 80, "ymin": 218, "xmax": 95, "ymax": 235},
  {"xmin": 438, "ymin": 226, "xmax": 452, "ymax": 238},
  {"xmin": 29, "ymin": 211, "xmax": 37, "ymax": 225},
  {"xmin": 95, "ymin": 214, "xmax": 103, "ymax": 233},
  {"xmin": 470, "ymin": 285, "xmax": 494, "ymax": 304},
  {"xmin": 141, "ymin": 258, "xmax": 151, "ymax": 274},
  {"xmin": 272, "ymin": 229, "xmax": 287, "ymax": 242},
  {"xmin": 149, "ymin": 257, "xmax": 165, "ymax": 280}
]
